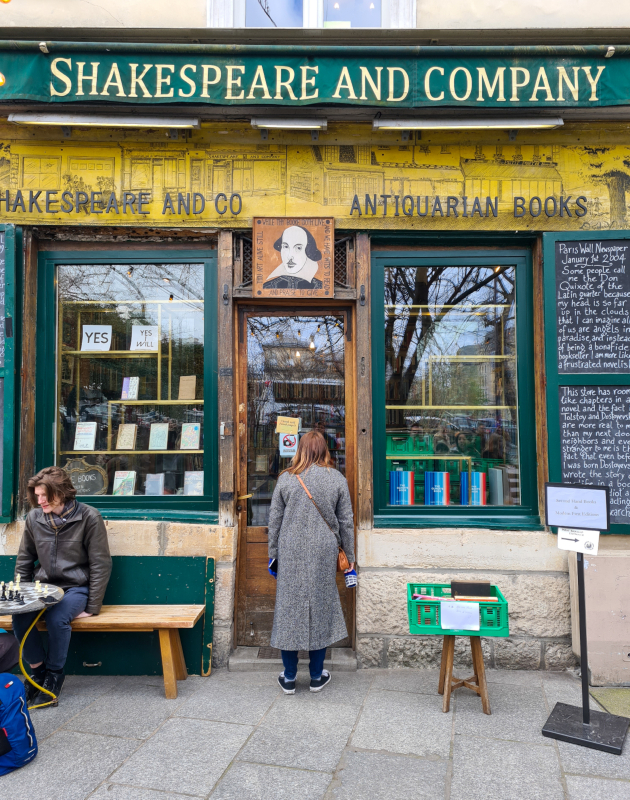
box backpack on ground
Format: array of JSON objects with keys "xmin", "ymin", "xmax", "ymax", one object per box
[{"xmin": 0, "ymin": 674, "xmax": 38, "ymax": 775}]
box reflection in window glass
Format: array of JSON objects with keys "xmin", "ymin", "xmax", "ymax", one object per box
[
  {"xmin": 246, "ymin": 0, "xmax": 304, "ymax": 27},
  {"xmin": 384, "ymin": 266, "xmax": 520, "ymax": 507},
  {"xmin": 57, "ymin": 264, "xmax": 204, "ymax": 497},
  {"xmin": 247, "ymin": 315, "xmax": 345, "ymax": 526},
  {"xmin": 324, "ymin": 0, "xmax": 381, "ymax": 28}
]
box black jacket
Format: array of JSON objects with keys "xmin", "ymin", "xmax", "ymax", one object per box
[{"xmin": 16, "ymin": 503, "xmax": 112, "ymax": 614}]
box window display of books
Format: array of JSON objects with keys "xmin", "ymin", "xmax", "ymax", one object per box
[{"xmin": 57, "ymin": 264, "xmax": 206, "ymax": 499}]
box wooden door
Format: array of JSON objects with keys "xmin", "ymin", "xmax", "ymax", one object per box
[{"xmin": 235, "ymin": 309, "xmax": 355, "ymax": 647}]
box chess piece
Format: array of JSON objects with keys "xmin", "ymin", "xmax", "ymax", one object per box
[
  {"xmin": 35, "ymin": 580, "xmax": 41, "ymax": 592},
  {"xmin": 8, "ymin": 589, "xmax": 13, "ymax": 601},
  {"xmin": 17, "ymin": 593, "xmax": 25, "ymax": 606},
  {"xmin": 0, "ymin": 582, "xmax": 5, "ymax": 601}
]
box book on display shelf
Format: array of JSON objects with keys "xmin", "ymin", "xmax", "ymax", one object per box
[
  {"xmin": 178, "ymin": 375, "xmax": 197, "ymax": 400},
  {"xmin": 149, "ymin": 423, "xmax": 169, "ymax": 451},
  {"xmin": 116, "ymin": 424, "xmax": 138, "ymax": 450},
  {"xmin": 184, "ymin": 471, "xmax": 204, "ymax": 496},
  {"xmin": 181, "ymin": 423, "xmax": 201, "ymax": 450},
  {"xmin": 112, "ymin": 471, "xmax": 136, "ymax": 496},
  {"xmin": 73, "ymin": 421, "xmax": 97, "ymax": 451},
  {"xmin": 121, "ymin": 377, "xmax": 139, "ymax": 400},
  {"xmin": 145, "ymin": 473, "xmax": 165, "ymax": 496}
]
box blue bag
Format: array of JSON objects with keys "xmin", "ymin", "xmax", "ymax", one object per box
[{"xmin": 0, "ymin": 674, "xmax": 38, "ymax": 775}]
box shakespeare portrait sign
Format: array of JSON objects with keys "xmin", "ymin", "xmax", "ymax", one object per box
[{"xmin": 253, "ymin": 217, "xmax": 334, "ymax": 298}]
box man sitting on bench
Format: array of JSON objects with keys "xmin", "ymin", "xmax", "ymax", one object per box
[{"xmin": 13, "ymin": 467, "xmax": 112, "ymax": 707}]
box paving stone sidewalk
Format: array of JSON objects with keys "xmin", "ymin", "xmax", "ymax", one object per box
[{"xmin": 2, "ymin": 667, "xmax": 629, "ymax": 799}]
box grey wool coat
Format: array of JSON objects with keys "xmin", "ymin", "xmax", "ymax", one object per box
[{"xmin": 268, "ymin": 465, "xmax": 355, "ymax": 652}]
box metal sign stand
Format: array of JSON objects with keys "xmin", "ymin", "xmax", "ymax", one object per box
[
  {"xmin": 541, "ymin": 483, "xmax": 628, "ymax": 754},
  {"xmin": 542, "ymin": 550, "xmax": 629, "ymax": 754}
]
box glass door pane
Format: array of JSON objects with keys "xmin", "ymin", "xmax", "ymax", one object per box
[{"xmin": 247, "ymin": 314, "xmax": 346, "ymax": 526}]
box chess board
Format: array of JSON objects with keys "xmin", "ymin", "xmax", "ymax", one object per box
[{"xmin": 0, "ymin": 582, "xmax": 64, "ymax": 614}]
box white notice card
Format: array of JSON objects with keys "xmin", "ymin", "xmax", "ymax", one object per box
[
  {"xmin": 440, "ymin": 601, "xmax": 480, "ymax": 632},
  {"xmin": 81, "ymin": 325, "xmax": 112, "ymax": 351},
  {"xmin": 557, "ymin": 527, "xmax": 600, "ymax": 555},
  {"xmin": 130, "ymin": 325, "xmax": 159, "ymax": 351}
]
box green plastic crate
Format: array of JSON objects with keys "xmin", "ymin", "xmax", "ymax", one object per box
[
  {"xmin": 387, "ymin": 434, "xmax": 411, "ymax": 455},
  {"xmin": 407, "ymin": 583, "xmax": 509, "ymax": 637}
]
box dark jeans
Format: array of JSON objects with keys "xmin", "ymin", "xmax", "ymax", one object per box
[
  {"xmin": 12, "ymin": 586, "xmax": 89, "ymax": 672},
  {"xmin": 281, "ymin": 647, "xmax": 327, "ymax": 681},
  {"xmin": 0, "ymin": 632, "xmax": 19, "ymax": 672}
]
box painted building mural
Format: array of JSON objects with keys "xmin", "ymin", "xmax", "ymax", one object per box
[{"xmin": 0, "ymin": 129, "xmax": 628, "ymax": 230}]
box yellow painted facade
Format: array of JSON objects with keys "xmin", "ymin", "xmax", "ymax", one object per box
[{"xmin": 1, "ymin": 123, "xmax": 630, "ymax": 230}]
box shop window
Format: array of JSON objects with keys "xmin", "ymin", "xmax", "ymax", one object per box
[
  {"xmin": 372, "ymin": 251, "xmax": 538, "ymax": 526},
  {"xmin": 37, "ymin": 251, "xmax": 217, "ymax": 516}
]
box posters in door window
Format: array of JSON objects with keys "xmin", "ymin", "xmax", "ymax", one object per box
[{"xmin": 253, "ymin": 217, "xmax": 334, "ymax": 298}]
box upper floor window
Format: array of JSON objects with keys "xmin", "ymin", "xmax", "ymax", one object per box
[
  {"xmin": 324, "ymin": 0, "xmax": 382, "ymax": 28},
  {"xmin": 246, "ymin": 0, "xmax": 304, "ymax": 27}
]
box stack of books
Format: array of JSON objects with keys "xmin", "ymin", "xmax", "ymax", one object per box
[
  {"xmin": 389, "ymin": 470, "xmax": 415, "ymax": 505},
  {"xmin": 424, "ymin": 472, "xmax": 450, "ymax": 505},
  {"xmin": 489, "ymin": 465, "xmax": 519, "ymax": 505},
  {"xmin": 460, "ymin": 472, "xmax": 487, "ymax": 506}
]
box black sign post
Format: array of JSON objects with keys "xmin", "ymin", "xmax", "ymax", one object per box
[{"xmin": 542, "ymin": 483, "xmax": 629, "ymax": 754}]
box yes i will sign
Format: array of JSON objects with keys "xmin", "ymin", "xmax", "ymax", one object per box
[{"xmin": 0, "ymin": 44, "xmax": 627, "ymax": 108}]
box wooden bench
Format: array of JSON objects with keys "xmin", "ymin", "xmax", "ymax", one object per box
[{"xmin": 0, "ymin": 604, "xmax": 205, "ymax": 699}]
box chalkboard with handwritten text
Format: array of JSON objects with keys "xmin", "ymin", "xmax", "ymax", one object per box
[
  {"xmin": 559, "ymin": 385, "xmax": 630, "ymax": 524},
  {"xmin": 555, "ymin": 239, "xmax": 630, "ymax": 373}
]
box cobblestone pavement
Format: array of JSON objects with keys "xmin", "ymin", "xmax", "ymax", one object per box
[{"xmin": 3, "ymin": 668, "xmax": 629, "ymax": 799}]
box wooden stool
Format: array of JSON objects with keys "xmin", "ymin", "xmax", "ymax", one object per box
[{"xmin": 438, "ymin": 634, "xmax": 491, "ymax": 715}]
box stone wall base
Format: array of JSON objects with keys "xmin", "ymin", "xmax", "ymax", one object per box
[
  {"xmin": 357, "ymin": 635, "xmax": 578, "ymax": 670},
  {"xmin": 355, "ymin": 527, "xmax": 576, "ymax": 671}
]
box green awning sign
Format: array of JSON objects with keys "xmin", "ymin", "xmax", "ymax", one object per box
[{"xmin": 0, "ymin": 44, "xmax": 627, "ymax": 108}]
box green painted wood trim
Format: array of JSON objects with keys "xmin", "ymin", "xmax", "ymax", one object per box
[
  {"xmin": 36, "ymin": 249, "xmax": 218, "ymax": 516},
  {"xmin": 542, "ymin": 230, "xmax": 630, "ymax": 534},
  {"xmin": 97, "ymin": 509, "xmax": 219, "ymax": 524},
  {"xmin": 371, "ymin": 247, "xmax": 540, "ymax": 529},
  {"xmin": 374, "ymin": 514, "xmax": 544, "ymax": 530},
  {"xmin": 202, "ymin": 557, "xmax": 215, "ymax": 676},
  {"xmin": 0, "ymin": 225, "xmax": 17, "ymax": 521}
]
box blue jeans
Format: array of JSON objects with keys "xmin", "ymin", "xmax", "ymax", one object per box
[
  {"xmin": 281, "ymin": 647, "xmax": 327, "ymax": 681},
  {"xmin": 12, "ymin": 586, "xmax": 89, "ymax": 671}
]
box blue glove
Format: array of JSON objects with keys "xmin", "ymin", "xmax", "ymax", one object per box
[{"xmin": 268, "ymin": 558, "xmax": 278, "ymax": 579}]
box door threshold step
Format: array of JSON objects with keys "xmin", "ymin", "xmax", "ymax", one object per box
[{"xmin": 228, "ymin": 646, "xmax": 357, "ymax": 672}]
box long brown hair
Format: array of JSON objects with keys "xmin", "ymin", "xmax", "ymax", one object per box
[
  {"xmin": 284, "ymin": 430, "xmax": 333, "ymax": 475},
  {"xmin": 27, "ymin": 466, "xmax": 77, "ymax": 508}
]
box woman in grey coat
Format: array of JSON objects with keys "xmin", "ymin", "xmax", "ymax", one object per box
[{"xmin": 267, "ymin": 430, "xmax": 355, "ymax": 694}]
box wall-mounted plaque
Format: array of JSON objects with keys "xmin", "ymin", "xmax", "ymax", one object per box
[
  {"xmin": 253, "ymin": 217, "xmax": 333, "ymax": 298},
  {"xmin": 63, "ymin": 458, "xmax": 108, "ymax": 496}
]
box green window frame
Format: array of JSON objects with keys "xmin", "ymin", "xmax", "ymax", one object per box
[
  {"xmin": 371, "ymin": 248, "xmax": 540, "ymax": 529},
  {"xmin": 36, "ymin": 249, "xmax": 218, "ymax": 522},
  {"xmin": 0, "ymin": 225, "xmax": 19, "ymax": 522},
  {"xmin": 543, "ymin": 231, "xmax": 630, "ymax": 534}
]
